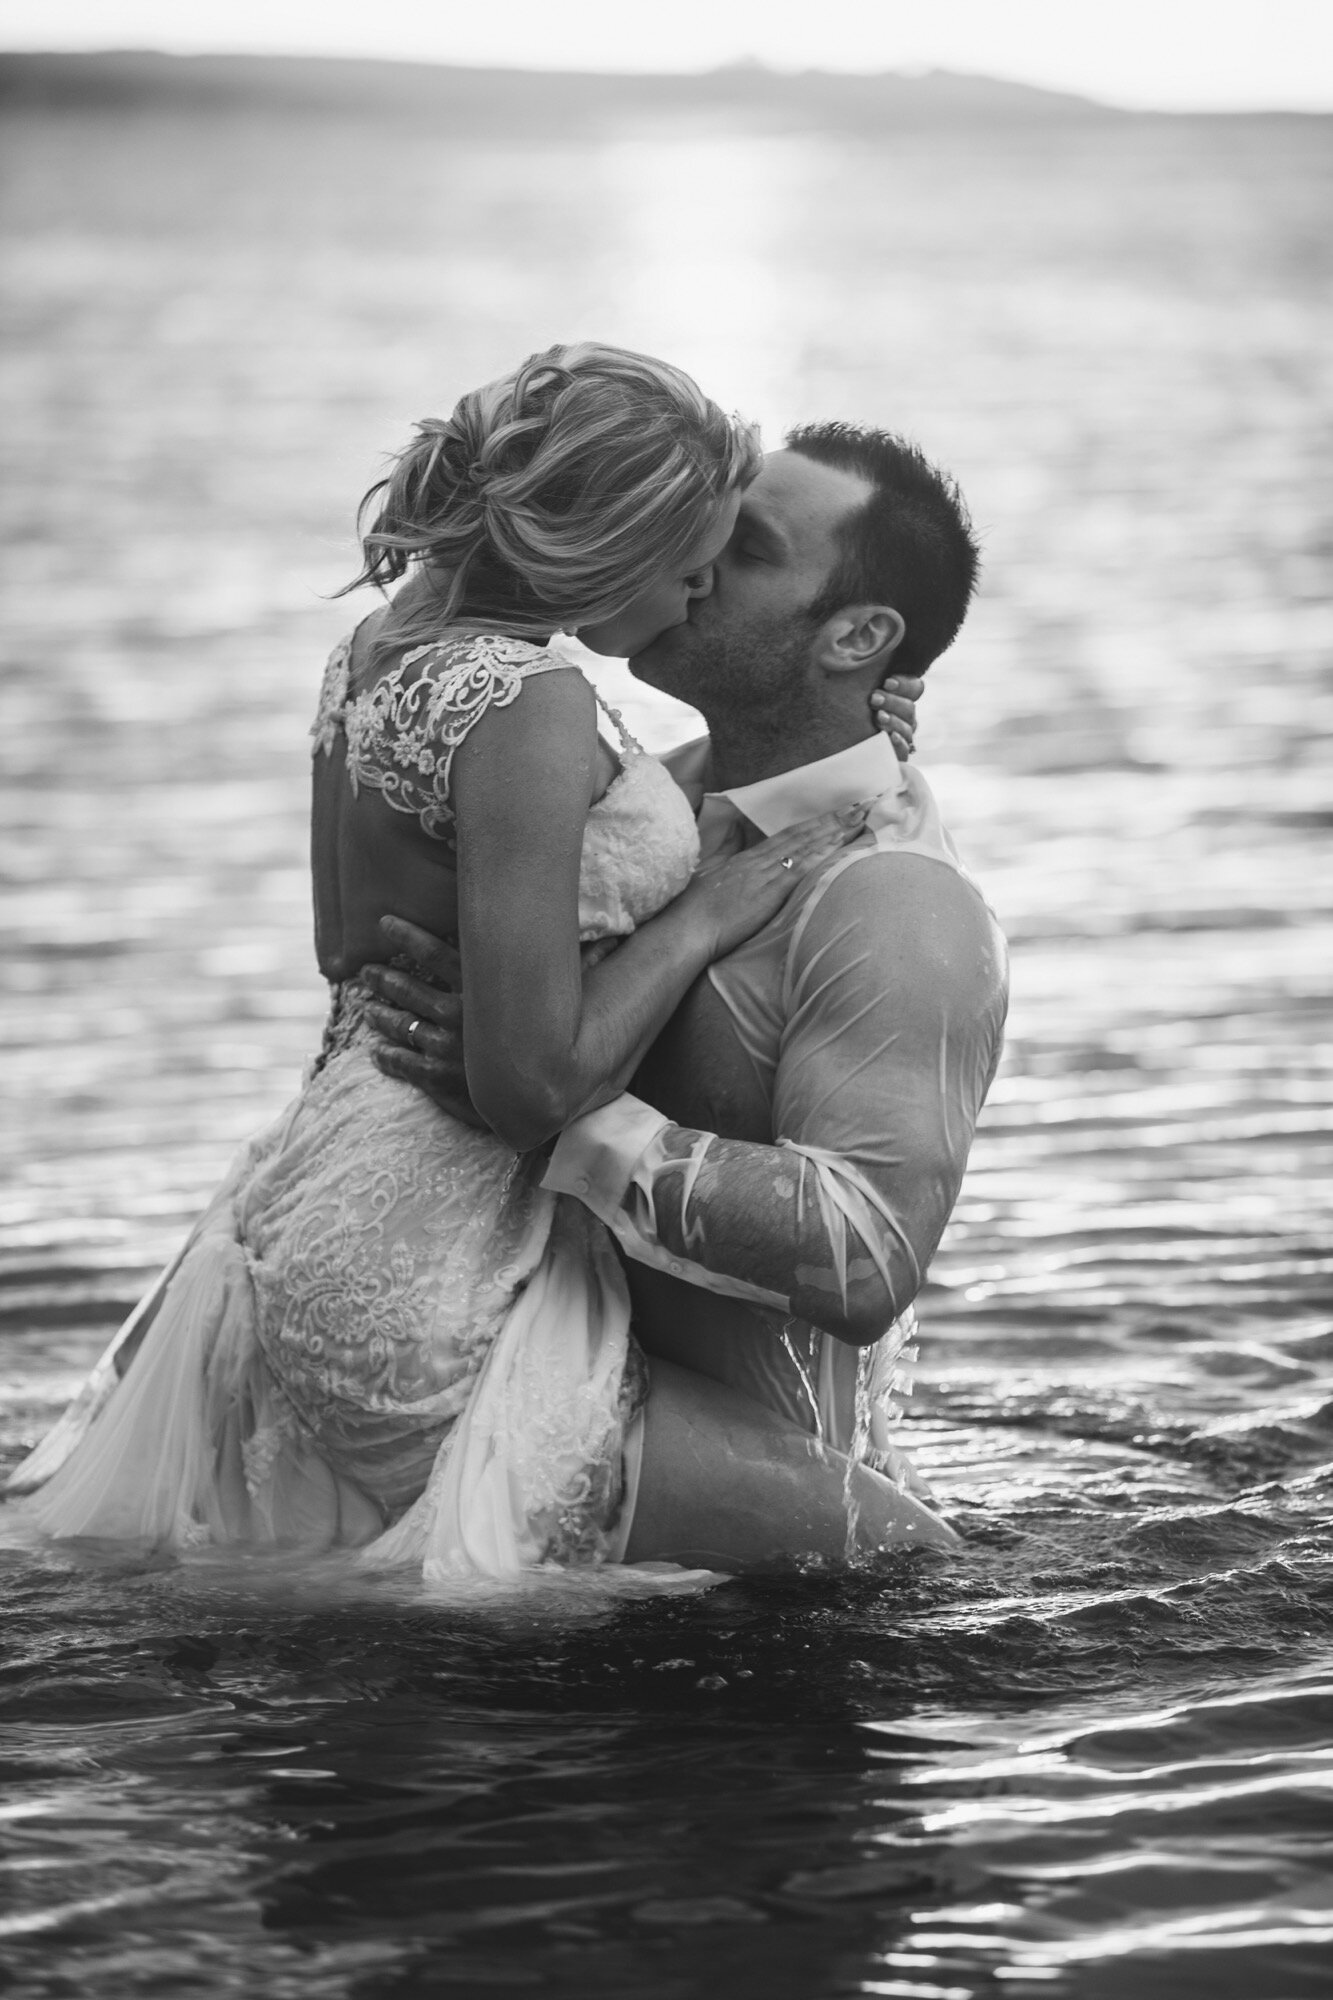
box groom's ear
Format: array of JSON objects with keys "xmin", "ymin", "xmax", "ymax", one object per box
[{"xmin": 811, "ymin": 604, "xmax": 906, "ymax": 678}]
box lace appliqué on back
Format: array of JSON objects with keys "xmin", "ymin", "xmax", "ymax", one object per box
[
  {"xmin": 313, "ymin": 632, "xmax": 570, "ymax": 840},
  {"xmin": 311, "ymin": 634, "xmax": 352, "ymax": 758}
]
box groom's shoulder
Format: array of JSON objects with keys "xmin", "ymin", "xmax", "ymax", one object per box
[{"xmin": 793, "ymin": 841, "xmax": 1008, "ymax": 1005}]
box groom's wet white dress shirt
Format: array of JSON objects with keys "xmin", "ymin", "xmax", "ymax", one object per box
[{"xmin": 542, "ymin": 732, "xmax": 1009, "ymax": 1455}]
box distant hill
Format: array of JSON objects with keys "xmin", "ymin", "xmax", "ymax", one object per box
[{"xmin": 0, "ymin": 48, "xmax": 1123, "ymax": 131}]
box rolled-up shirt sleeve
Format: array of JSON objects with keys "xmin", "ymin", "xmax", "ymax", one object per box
[{"xmin": 542, "ymin": 852, "xmax": 1008, "ymax": 1341}]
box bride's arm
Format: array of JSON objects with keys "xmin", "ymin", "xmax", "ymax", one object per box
[{"xmin": 448, "ymin": 671, "xmax": 859, "ymax": 1153}]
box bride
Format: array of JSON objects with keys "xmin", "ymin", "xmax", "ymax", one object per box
[{"xmin": 7, "ymin": 343, "xmax": 946, "ymax": 1580}]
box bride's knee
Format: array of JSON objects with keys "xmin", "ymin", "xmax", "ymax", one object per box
[{"xmin": 627, "ymin": 1359, "xmax": 955, "ymax": 1565}]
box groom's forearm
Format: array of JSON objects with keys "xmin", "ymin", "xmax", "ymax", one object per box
[{"xmin": 541, "ymin": 1098, "xmax": 958, "ymax": 1345}]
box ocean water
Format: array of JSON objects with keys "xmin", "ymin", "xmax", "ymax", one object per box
[{"xmin": 1, "ymin": 77, "xmax": 1332, "ymax": 1996}]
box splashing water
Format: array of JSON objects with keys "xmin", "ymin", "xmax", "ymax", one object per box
[
  {"xmin": 779, "ymin": 1317, "xmax": 825, "ymax": 1442},
  {"xmin": 843, "ymin": 1345, "xmax": 874, "ymax": 1557}
]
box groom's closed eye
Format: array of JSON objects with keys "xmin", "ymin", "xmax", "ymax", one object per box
[
  {"xmin": 728, "ymin": 509, "xmax": 788, "ymax": 567},
  {"xmin": 725, "ymin": 527, "xmax": 774, "ymax": 565}
]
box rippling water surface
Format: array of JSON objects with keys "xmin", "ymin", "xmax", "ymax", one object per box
[{"xmin": 1, "ymin": 73, "xmax": 1332, "ymax": 1997}]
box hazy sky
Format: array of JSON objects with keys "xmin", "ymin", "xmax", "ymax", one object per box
[{"xmin": 4, "ymin": 0, "xmax": 1332, "ymax": 111}]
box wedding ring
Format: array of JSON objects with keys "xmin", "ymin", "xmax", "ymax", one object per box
[
  {"xmin": 407, "ymin": 1018, "xmax": 422, "ymax": 1046},
  {"xmin": 780, "ymin": 856, "xmax": 795, "ymax": 871}
]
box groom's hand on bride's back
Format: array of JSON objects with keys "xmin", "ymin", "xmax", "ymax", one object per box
[{"xmin": 362, "ymin": 917, "xmax": 487, "ymax": 1128}]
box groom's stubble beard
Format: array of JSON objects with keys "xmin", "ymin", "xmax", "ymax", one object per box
[{"xmin": 649, "ymin": 608, "xmax": 818, "ymax": 767}]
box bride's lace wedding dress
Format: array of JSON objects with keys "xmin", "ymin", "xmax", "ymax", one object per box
[{"xmin": 7, "ymin": 633, "xmax": 703, "ymax": 1584}]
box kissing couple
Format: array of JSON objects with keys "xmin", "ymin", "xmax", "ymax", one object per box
[{"xmin": 8, "ymin": 342, "xmax": 1008, "ymax": 1587}]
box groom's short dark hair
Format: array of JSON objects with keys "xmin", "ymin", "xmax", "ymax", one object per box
[{"xmin": 786, "ymin": 423, "xmax": 980, "ymax": 676}]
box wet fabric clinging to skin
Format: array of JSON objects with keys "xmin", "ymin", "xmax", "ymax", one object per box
[{"xmin": 544, "ymin": 746, "xmax": 1010, "ymax": 1456}]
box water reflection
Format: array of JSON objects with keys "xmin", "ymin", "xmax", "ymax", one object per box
[{"xmin": 5, "ymin": 1541, "xmax": 1331, "ymax": 1995}]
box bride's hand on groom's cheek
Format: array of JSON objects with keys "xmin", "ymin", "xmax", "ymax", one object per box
[{"xmin": 871, "ymin": 675, "xmax": 925, "ymax": 761}]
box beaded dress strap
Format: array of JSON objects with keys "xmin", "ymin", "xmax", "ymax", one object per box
[
  {"xmin": 592, "ymin": 688, "xmax": 643, "ymax": 757},
  {"xmin": 536, "ymin": 632, "xmax": 643, "ymax": 756}
]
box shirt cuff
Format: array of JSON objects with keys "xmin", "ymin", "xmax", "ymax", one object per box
[
  {"xmin": 544, "ymin": 1097, "xmax": 791, "ymax": 1311},
  {"xmin": 540, "ymin": 1093, "xmax": 671, "ymax": 1218}
]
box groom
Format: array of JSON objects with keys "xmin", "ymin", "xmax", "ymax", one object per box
[{"xmin": 369, "ymin": 423, "xmax": 1008, "ymax": 1511}]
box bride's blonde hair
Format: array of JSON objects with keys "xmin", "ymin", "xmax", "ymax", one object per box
[{"xmin": 342, "ymin": 343, "xmax": 759, "ymax": 648}]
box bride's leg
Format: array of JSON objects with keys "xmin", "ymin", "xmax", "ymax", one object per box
[{"xmin": 623, "ymin": 1358, "xmax": 957, "ymax": 1571}]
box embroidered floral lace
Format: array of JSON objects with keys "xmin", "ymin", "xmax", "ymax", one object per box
[{"xmin": 313, "ymin": 630, "xmax": 571, "ymax": 837}]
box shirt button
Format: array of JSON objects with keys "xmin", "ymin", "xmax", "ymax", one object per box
[
  {"xmin": 669, "ymin": 1259, "xmax": 685, "ymax": 1276},
  {"xmin": 576, "ymin": 1176, "xmax": 590, "ymax": 1193}
]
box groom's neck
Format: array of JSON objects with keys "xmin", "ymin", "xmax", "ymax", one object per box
[{"xmin": 698, "ymin": 705, "xmax": 877, "ymax": 792}]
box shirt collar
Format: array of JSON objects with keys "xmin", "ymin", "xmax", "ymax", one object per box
[{"xmin": 708, "ymin": 733, "xmax": 906, "ymax": 836}]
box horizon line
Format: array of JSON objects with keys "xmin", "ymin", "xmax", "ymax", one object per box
[{"xmin": 2, "ymin": 44, "xmax": 1330, "ymax": 117}]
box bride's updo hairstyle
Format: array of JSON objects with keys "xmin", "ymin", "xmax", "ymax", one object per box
[{"xmin": 344, "ymin": 343, "xmax": 759, "ymax": 649}]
